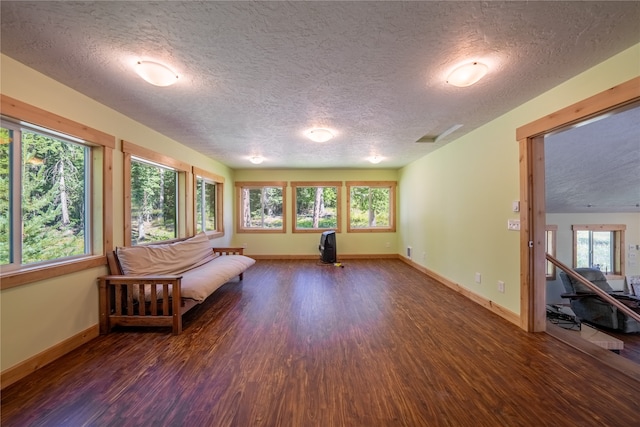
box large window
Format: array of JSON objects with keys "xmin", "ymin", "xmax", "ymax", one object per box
[
  {"xmin": 346, "ymin": 181, "xmax": 396, "ymax": 232},
  {"xmin": 1, "ymin": 121, "xmax": 90, "ymax": 265},
  {"xmin": 291, "ymin": 181, "xmax": 341, "ymax": 233},
  {"xmin": 572, "ymin": 224, "xmax": 625, "ymax": 278},
  {"xmin": 130, "ymin": 158, "xmax": 177, "ymax": 245},
  {"xmin": 193, "ymin": 167, "xmax": 224, "ymax": 238},
  {"xmin": 122, "ymin": 140, "xmax": 189, "ymax": 246},
  {"xmin": 236, "ymin": 182, "xmax": 286, "ymax": 233},
  {"xmin": 0, "ymin": 95, "xmax": 114, "ymax": 288}
]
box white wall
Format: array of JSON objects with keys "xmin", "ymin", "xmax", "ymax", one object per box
[
  {"xmin": 546, "ymin": 212, "xmax": 640, "ymax": 303},
  {"xmin": 398, "ymin": 43, "xmax": 640, "ymax": 315}
]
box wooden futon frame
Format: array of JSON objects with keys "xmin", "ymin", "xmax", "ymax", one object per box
[{"xmin": 99, "ymin": 247, "xmax": 245, "ymax": 335}]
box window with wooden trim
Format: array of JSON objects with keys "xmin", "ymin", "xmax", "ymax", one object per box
[
  {"xmin": 572, "ymin": 224, "xmax": 626, "ymax": 279},
  {"xmin": 346, "ymin": 181, "xmax": 396, "ymax": 232},
  {"xmin": 235, "ymin": 181, "xmax": 286, "ymax": 233},
  {"xmin": 291, "ymin": 181, "xmax": 341, "ymax": 233},
  {"xmin": 545, "ymin": 225, "xmax": 557, "ymax": 280},
  {"xmin": 193, "ymin": 166, "xmax": 224, "ymax": 238},
  {"xmin": 0, "ymin": 95, "xmax": 114, "ymax": 288},
  {"xmin": 122, "ymin": 140, "xmax": 190, "ymax": 246}
]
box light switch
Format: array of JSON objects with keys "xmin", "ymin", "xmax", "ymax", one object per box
[{"xmin": 512, "ymin": 201, "xmax": 520, "ymax": 212}]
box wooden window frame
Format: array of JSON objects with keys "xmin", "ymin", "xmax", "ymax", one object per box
[
  {"xmin": 346, "ymin": 181, "xmax": 397, "ymax": 233},
  {"xmin": 235, "ymin": 181, "xmax": 287, "ymax": 234},
  {"xmin": 0, "ymin": 95, "xmax": 114, "ymax": 289},
  {"xmin": 192, "ymin": 166, "xmax": 224, "ymax": 239},
  {"xmin": 122, "ymin": 140, "xmax": 191, "ymax": 246},
  {"xmin": 291, "ymin": 181, "xmax": 342, "ymax": 233},
  {"xmin": 571, "ymin": 224, "xmax": 626, "ymax": 280}
]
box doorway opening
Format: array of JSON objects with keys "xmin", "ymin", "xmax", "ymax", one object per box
[{"xmin": 517, "ymin": 76, "xmax": 640, "ymax": 377}]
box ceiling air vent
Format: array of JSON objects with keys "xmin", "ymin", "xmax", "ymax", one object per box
[{"xmin": 415, "ymin": 124, "xmax": 463, "ymax": 143}]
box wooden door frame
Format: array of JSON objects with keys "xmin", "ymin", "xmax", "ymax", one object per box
[{"xmin": 516, "ymin": 76, "xmax": 640, "ymax": 332}]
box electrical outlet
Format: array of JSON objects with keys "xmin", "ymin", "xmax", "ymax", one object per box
[
  {"xmin": 242, "ymin": 243, "xmax": 247, "ymax": 248},
  {"xmin": 507, "ymin": 219, "xmax": 520, "ymax": 231},
  {"xmin": 385, "ymin": 241, "xmax": 390, "ymax": 248},
  {"xmin": 498, "ymin": 281, "xmax": 505, "ymax": 293},
  {"xmin": 422, "ymin": 252, "xmax": 426, "ymax": 261},
  {"xmin": 475, "ymin": 273, "xmax": 482, "ymax": 284}
]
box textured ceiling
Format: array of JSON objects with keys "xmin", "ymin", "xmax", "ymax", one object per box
[
  {"xmin": 545, "ymin": 103, "xmax": 640, "ymax": 213},
  {"xmin": 1, "ymin": 1, "xmax": 639, "ymax": 212}
]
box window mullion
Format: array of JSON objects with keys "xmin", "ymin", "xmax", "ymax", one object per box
[
  {"xmin": 11, "ymin": 126, "xmax": 22, "ymax": 265},
  {"xmin": 368, "ymin": 188, "xmax": 373, "ymax": 227},
  {"xmin": 261, "ymin": 188, "xmax": 266, "ymax": 227},
  {"xmin": 589, "ymin": 231, "xmax": 594, "ymax": 267},
  {"xmin": 200, "ymin": 180, "xmax": 205, "ymax": 230},
  {"xmin": 84, "ymin": 146, "xmax": 92, "ymax": 255}
]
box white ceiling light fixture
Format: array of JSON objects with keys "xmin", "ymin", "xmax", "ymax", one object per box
[
  {"xmin": 249, "ymin": 156, "xmax": 264, "ymax": 164},
  {"xmin": 446, "ymin": 62, "xmax": 488, "ymax": 87},
  {"xmin": 135, "ymin": 60, "xmax": 179, "ymax": 87},
  {"xmin": 304, "ymin": 128, "xmax": 334, "ymax": 143},
  {"xmin": 368, "ymin": 155, "xmax": 382, "ymax": 164}
]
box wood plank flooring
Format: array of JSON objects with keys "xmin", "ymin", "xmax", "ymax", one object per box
[
  {"xmin": 2, "ymin": 259, "xmax": 639, "ymax": 426},
  {"xmin": 547, "ymin": 306, "xmax": 640, "ymax": 365}
]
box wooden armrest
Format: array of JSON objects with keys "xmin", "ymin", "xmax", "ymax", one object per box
[
  {"xmin": 213, "ymin": 247, "xmax": 244, "ymax": 255},
  {"xmin": 100, "ymin": 274, "xmax": 182, "ymax": 282}
]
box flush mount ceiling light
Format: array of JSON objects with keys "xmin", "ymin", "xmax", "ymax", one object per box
[
  {"xmin": 304, "ymin": 128, "xmax": 334, "ymax": 143},
  {"xmin": 446, "ymin": 62, "xmax": 488, "ymax": 87},
  {"xmin": 368, "ymin": 155, "xmax": 382, "ymax": 164},
  {"xmin": 249, "ymin": 156, "xmax": 264, "ymax": 164},
  {"xmin": 135, "ymin": 60, "xmax": 179, "ymax": 87}
]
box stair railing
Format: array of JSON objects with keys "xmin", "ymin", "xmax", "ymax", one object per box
[{"xmin": 546, "ymin": 253, "xmax": 640, "ymax": 324}]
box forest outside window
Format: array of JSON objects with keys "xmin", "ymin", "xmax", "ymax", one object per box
[
  {"xmin": 236, "ymin": 182, "xmax": 286, "ymax": 233},
  {"xmin": 193, "ymin": 167, "xmax": 224, "ymax": 238},
  {"xmin": 292, "ymin": 181, "xmax": 341, "ymax": 233},
  {"xmin": 1, "ymin": 120, "xmax": 91, "ymax": 268},
  {"xmin": 122, "ymin": 140, "xmax": 190, "ymax": 247},
  {"xmin": 130, "ymin": 158, "xmax": 177, "ymax": 245},
  {"xmin": 346, "ymin": 181, "xmax": 396, "ymax": 232},
  {"xmin": 572, "ymin": 224, "xmax": 625, "ymax": 279}
]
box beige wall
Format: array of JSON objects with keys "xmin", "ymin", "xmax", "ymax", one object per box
[
  {"xmin": 398, "ymin": 43, "xmax": 640, "ymax": 315},
  {"xmin": 0, "ymin": 54, "xmax": 234, "ymax": 372},
  {"xmin": 233, "ymin": 169, "xmax": 399, "ymax": 256}
]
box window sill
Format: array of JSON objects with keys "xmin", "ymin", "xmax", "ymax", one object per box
[
  {"xmin": 347, "ymin": 228, "xmax": 396, "ymax": 233},
  {"xmin": 293, "ymin": 228, "xmax": 341, "ymax": 234},
  {"xmin": 205, "ymin": 230, "xmax": 225, "ymax": 240},
  {"xmin": 0, "ymin": 255, "xmax": 107, "ymax": 290},
  {"xmin": 236, "ymin": 229, "xmax": 286, "ymax": 234}
]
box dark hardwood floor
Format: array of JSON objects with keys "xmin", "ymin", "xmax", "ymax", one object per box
[
  {"xmin": 607, "ymin": 329, "xmax": 640, "ymax": 363},
  {"xmin": 2, "ymin": 259, "xmax": 639, "ymax": 426},
  {"xmin": 547, "ymin": 303, "xmax": 640, "ymax": 365}
]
